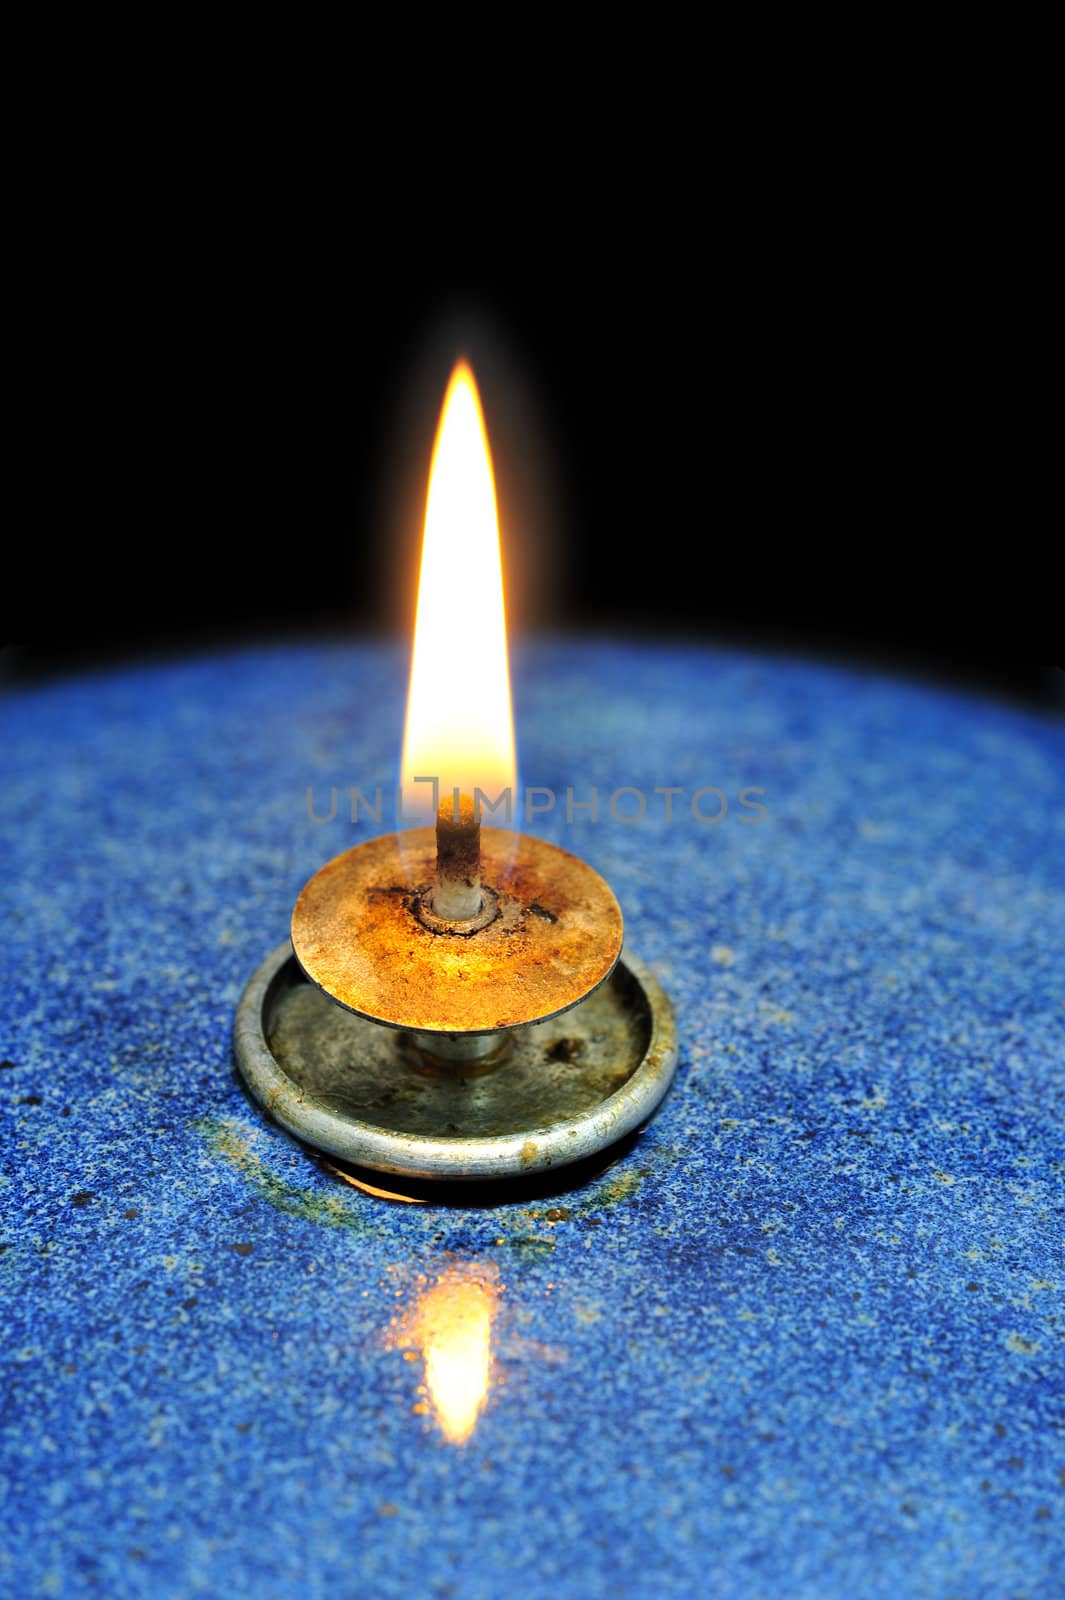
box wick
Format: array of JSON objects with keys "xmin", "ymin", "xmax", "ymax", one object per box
[{"xmin": 431, "ymin": 793, "xmax": 482, "ymax": 921}]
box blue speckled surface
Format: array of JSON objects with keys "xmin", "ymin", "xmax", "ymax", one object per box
[{"xmin": 1, "ymin": 643, "xmax": 1063, "ymax": 1600}]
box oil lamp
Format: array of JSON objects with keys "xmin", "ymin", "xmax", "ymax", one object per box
[{"xmin": 234, "ymin": 361, "xmax": 676, "ymax": 1181}]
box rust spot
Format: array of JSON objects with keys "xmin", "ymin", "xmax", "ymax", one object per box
[
  {"xmin": 521, "ymin": 1140, "xmax": 538, "ymax": 1164},
  {"xmin": 547, "ymin": 1039, "xmax": 583, "ymax": 1063},
  {"xmin": 232, "ymin": 1242, "xmax": 254, "ymax": 1257}
]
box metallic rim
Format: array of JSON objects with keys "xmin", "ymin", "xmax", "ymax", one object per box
[{"xmin": 233, "ymin": 941, "xmax": 678, "ymax": 1182}]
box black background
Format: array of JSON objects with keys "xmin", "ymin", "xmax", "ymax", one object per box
[{"xmin": 4, "ymin": 224, "xmax": 1060, "ymax": 707}]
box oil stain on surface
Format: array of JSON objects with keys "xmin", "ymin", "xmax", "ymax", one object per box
[
  {"xmin": 195, "ymin": 1117, "xmax": 369, "ymax": 1235},
  {"xmin": 197, "ymin": 1114, "xmax": 661, "ymax": 1245}
]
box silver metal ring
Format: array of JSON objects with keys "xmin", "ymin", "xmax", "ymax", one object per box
[{"xmin": 233, "ymin": 941, "xmax": 678, "ymax": 1182}]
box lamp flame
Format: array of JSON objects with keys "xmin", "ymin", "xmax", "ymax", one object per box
[{"xmin": 401, "ymin": 361, "xmax": 516, "ymax": 820}]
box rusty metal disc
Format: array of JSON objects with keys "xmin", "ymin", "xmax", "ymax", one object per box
[{"xmin": 290, "ymin": 829, "xmax": 624, "ymax": 1035}]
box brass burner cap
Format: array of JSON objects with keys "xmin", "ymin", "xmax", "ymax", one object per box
[{"xmin": 290, "ymin": 829, "xmax": 624, "ymax": 1036}]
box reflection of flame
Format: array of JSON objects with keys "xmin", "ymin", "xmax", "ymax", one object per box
[
  {"xmin": 421, "ymin": 1277, "xmax": 494, "ymax": 1444},
  {"xmin": 401, "ymin": 361, "xmax": 516, "ymax": 819},
  {"xmin": 392, "ymin": 1262, "xmax": 500, "ymax": 1445},
  {"xmin": 324, "ymin": 1164, "xmax": 425, "ymax": 1204}
]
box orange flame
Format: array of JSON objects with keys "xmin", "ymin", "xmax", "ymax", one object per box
[{"xmin": 401, "ymin": 361, "xmax": 516, "ymax": 821}]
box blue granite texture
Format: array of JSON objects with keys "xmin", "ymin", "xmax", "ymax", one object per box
[{"xmin": 1, "ymin": 642, "xmax": 1063, "ymax": 1600}]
